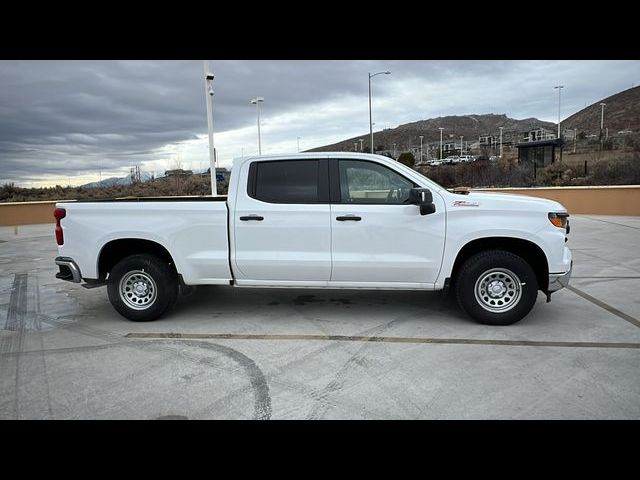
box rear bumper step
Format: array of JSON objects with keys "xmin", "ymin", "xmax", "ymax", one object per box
[{"xmin": 55, "ymin": 257, "xmax": 82, "ymax": 283}]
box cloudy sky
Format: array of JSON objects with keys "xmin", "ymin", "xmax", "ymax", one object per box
[{"xmin": 1, "ymin": 60, "xmax": 638, "ymax": 186}]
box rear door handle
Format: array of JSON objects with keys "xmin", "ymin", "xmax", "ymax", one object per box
[
  {"xmin": 240, "ymin": 215, "xmax": 264, "ymax": 221},
  {"xmin": 336, "ymin": 216, "xmax": 362, "ymax": 221}
]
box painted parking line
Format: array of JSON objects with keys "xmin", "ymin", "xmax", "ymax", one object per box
[
  {"xmin": 125, "ymin": 332, "xmax": 640, "ymax": 350},
  {"xmin": 567, "ymin": 285, "xmax": 640, "ymax": 329}
]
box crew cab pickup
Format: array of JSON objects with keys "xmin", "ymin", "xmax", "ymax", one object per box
[{"xmin": 54, "ymin": 152, "xmax": 572, "ymax": 325}]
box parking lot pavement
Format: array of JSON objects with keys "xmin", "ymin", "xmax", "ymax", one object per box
[{"xmin": 1, "ymin": 216, "xmax": 639, "ymax": 419}]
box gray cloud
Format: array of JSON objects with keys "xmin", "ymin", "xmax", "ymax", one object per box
[{"xmin": 1, "ymin": 60, "xmax": 638, "ymax": 185}]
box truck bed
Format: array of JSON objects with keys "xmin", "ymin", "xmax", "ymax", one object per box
[{"xmin": 56, "ymin": 198, "xmax": 232, "ymax": 284}]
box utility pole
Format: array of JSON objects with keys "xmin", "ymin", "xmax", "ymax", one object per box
[
  {"xmin": 203, "ymin": 60, "xmax": 217, "ymax": 196},
  {"xmin": 600, "ymin": 102, "xmax": 607, "ymax": 150},
  {"xmin": 499, "ymin": 126, "xmax": 504, "ymax": 158},
  {"xmin": 368, "ymin": 71, "xmax": 391, "ymax": 155},
  {"xmin": 439, "ymin": 127, "xmax": 444, "ymax": 160},
  {"xmin": 460, "ymin": 135, "xmax": 464, "ymax": 155},
  {"xmin": 251, "ymin": 97, "xmax": 264, "ymax": 155},
  {"xmin": 419, "ymin": 135, "xmax": 424, "ymax": 163},
  {"xmin": 554, "ymin": 85, "xmax": 564, "ymax": 139}
]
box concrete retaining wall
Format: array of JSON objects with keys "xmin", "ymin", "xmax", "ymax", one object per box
[
  {"xmin": 473, "ymin": 185, "xmax": 640, "ymax": 216},
  {"xmin": 1, "ymin": 185, "xmax": 639, "ymax": 226}
]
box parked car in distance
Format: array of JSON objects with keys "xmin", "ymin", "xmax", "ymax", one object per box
[
  {"xmin": 458, "ymin": 155, "xmax": 476, "ymax": 163},
  {"xmin": 444, "ymin": 155, "xmax": 460, "ymax": 164},
  {"xmin": 54, "ymin": 152, "xmax": 572, "ymax": 326},
  {"xmin": 489, "ymin": 155, "xmax": 498, "ymax": 161},
  {"xmin": 427, "ymin": 158, "xmax": 446, "ymax": 166}
]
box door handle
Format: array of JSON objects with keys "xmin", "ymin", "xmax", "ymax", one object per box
[
  {"xmin": 240, "ymin": 215, "xmax": 264, "ymax": 221},
  {"xmin": 336, "ymin": 215, "xmax": 362, "ymax": 221}
]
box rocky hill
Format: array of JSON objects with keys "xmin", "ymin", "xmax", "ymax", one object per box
[
  {"xmin": 562, "ymin": 85, "xmax": 640, "ymax": 136},
  {"xmin": 309, "ymin": 114, "xmax": 557, "ymax": 152}
]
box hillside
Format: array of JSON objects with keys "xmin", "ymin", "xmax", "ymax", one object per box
[
  {"xmin": 309, "ymin": 114, "xmax": 556, "ymax": 153},
  {"xmin": 562, "ymin": 85, "xmax": 640, "ymax": 136}
]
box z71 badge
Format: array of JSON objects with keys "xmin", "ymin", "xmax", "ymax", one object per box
[{"xmin": 453, "ymin": 200, "xmax": 480, "ymax": 207}]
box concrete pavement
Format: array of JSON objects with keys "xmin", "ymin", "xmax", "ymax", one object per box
[{"xmin": 1, "ymin": 215, "xmax": 639, "ymax": 419}]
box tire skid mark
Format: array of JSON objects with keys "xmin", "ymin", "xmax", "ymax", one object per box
[
  {"xmin": 1, "ymin": 273, "xmax": 28, "ymax": 419},
  {"xmin": 36, "ymin": 318, "xmax": 271, "ymax": 420},
  {"xmin": 32, "ymin": 273, "xmax": 54, "ymax": 418},
  {"xmin": 306, "ymin": 315, "xmax": 405, "ymax": 420}
]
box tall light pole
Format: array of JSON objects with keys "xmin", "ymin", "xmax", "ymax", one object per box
[
  {"xmin": 203, "ymin": 60, "xmax": 217, "ymax": 195},
  {"xmin": 419, "ymin": 135, "xmax": 424, "ymax": 163},
  {"xmin": 600, "ymin": 102, "xmax": 607, "ymax": 150},
  {"xmin": 498, "ymin": 126, "xmax": 504, "ymax": 158},
  {"xmin": 439, "ymin": 127, "xmax": 444, "ymax": 160},
  {"xmin": 250, "ymin": 96, "xmax": 264, "ymax": 155},
  {"xmin": 368, "ymin": 71, "xmax": 391, "ymax": 154},
  {"xmin": 554, "ymin": 85, "xmax": 564, "ymax": 139},
  {"xmin": 460, "ymin": 135, "xmax": 464, "ymax": 155}
]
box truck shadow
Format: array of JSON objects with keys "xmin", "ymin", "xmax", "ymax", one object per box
[{"xmin": 167, "ymin": 285, "xmax": 465, "ymax": 325}]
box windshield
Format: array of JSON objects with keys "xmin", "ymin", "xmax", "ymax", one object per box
[{"xmin": 390, "ymin": 159, "xmax": 445, "ymax": 192}]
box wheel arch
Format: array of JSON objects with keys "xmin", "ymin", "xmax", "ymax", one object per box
[
  {"xmin": 449, "ymin": 237, "xmax": 549, "ymax": 292},
  {"xmin": 97, "ymin": 238, "xmax": 178, "ymax": 281}
]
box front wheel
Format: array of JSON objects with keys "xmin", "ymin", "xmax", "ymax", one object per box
[
  {"xmin": 455, "ymin": 250, "xmax": 538, "ymax": 325},
  {"xmin": 107, "ymin": 254, "xmax": 178, "ymax": 322}
]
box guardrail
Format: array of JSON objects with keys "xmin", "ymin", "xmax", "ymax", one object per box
[{"xmin": 1, "ymin": 185, "xmax": 639, "ymax": 226}]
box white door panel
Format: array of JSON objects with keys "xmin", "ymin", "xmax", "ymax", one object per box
[
  {"xmin": 330, "ymin": 203, "xmax": 445, "ymax": 283},
  {"xmin": 233, "ymin": 158, "xmax": 332, "ymax": 282},
  {"xmin": 234, "ymin": 203, "xmax": 331, "ymax": 281}
]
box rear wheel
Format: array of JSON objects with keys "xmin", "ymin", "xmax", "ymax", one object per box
[
  {"xmin": 455, "ymin": 250, "xmax": 538, "ymax": 325},
  {"xmin": 107, "ymin": 254, "xmax": 178, "ymax": 322}
]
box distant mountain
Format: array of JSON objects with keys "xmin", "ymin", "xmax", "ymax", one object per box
[
  {"xmin": 562, "ymin": 85, "xmax": 640, "ymax": 136},
  {"xmin": 82, "ymin": 171, "xmax": 153, "ymax": 188},
  {"xmin": 309, "ymin": 114, "xmax": 557, "ymax": 152}
]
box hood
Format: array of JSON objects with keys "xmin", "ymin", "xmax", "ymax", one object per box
[{"xmin": 444, "ymin": 190, "xmax": 567, "ymax": 213}]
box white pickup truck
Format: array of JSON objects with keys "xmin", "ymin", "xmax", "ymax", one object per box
[{"xmin": 54, "ymin": 152, "xmax": 572, "ymax": 325}]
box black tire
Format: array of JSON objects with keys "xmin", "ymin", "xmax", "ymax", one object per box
[
  {"xmin": 455, "ymin": 250, "xmax": 538, "ymax": 325},
  {"xmin": 107, "ymin": 254, "xmax": 178, "ymax": 322}
]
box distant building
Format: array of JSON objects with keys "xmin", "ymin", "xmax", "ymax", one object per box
[
  {"xmin": 165, "ymin": 169, "xmax": 193, "ymax": 177},
  {"xmin": 516, "ymin": 137, "xmax": 563, "ymax": 168}
]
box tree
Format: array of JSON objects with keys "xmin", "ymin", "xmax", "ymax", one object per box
[{"xmin": 397, "ymin": 152, "xmax": 415, "ymax": 167}]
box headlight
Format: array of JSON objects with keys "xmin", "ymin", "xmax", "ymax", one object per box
[{"xmin": 548, "ymin": 212, "xmax": 569, "ymax": 229}]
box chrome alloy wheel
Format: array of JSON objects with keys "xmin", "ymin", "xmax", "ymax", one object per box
[
  {"xmin": 119, "ymin": 270, "xmax": 158, "ymax": 310},
  {"xmin": 474, "ymin": 268, "xmax": 522, "ymax": 313}
]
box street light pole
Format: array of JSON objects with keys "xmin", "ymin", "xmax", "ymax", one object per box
[
  {"xmin": 460, "ymin": 135, "xmax": 464, "ymax": 155},
  {"xmin": 250, "ymin": 97, "xmax": 264, "ymax": 155},
  {"xmin": 600, "ymin": 102, "xmax": 607, "ymax": 150},
  {"xmin": 419, "ymin": 135, "xmax": 424, "ymax": 163},
  {"xmin": 203, "ymin": 60, "xmax": 217, "ymax": 196},
  {"xmin": 554, "ymin": 85, "xmax": 564, "ymax": 139},
  {"xmin": 439, "ymin": 127, "xmax": 444, "ymax": 160},
  {"xmin": 368, "ymin": 71, "xmax": 391, "ymax": 154},
  {"xmin": 499, "ymin": 126, "xmax": 504, "ymax": 158}
]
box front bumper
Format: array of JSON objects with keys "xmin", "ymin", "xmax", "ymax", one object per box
[
  {"xmin": 548, "ymin": 260, "xmax": 573, "ymax": 293},
  {"xmin": 55, "ymin": 256, "xmax": 82, "ymax": 283}
]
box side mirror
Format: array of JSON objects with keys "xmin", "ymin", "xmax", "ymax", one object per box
[{"xmin": 409, "ymin": 188, "xmax": 436, "ymax": 216}]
